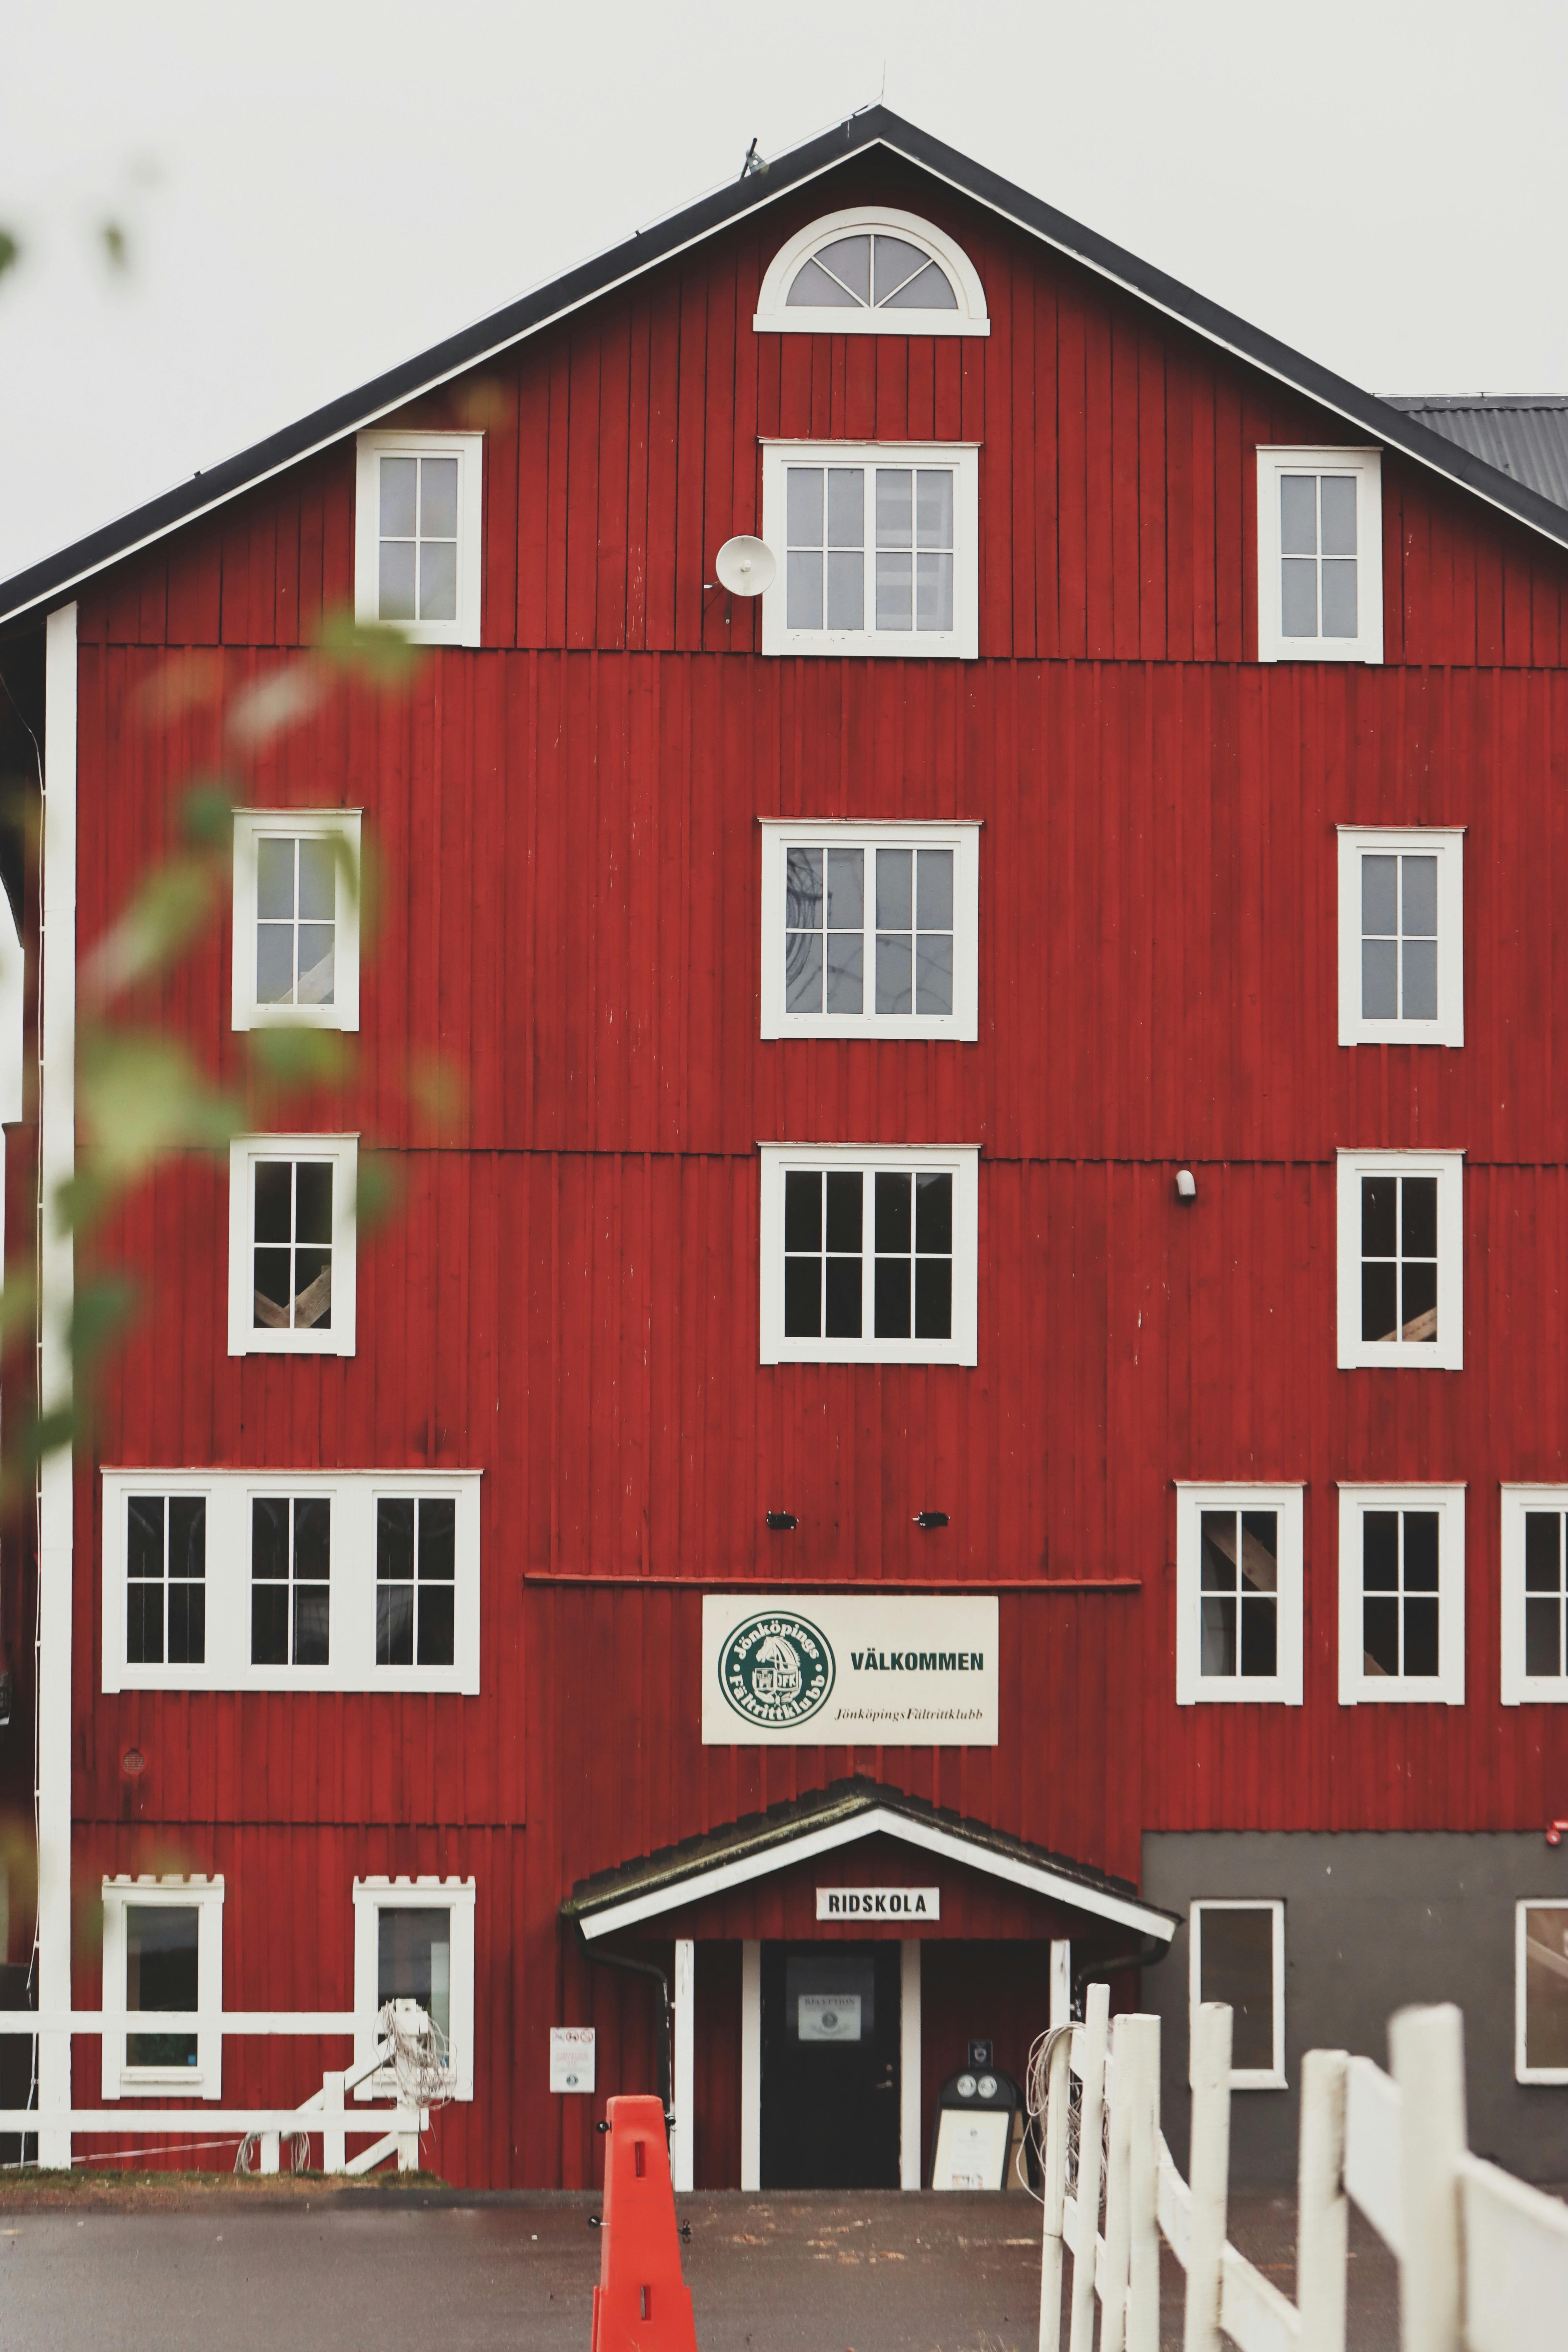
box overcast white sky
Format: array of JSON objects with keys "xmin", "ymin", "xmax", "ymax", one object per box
[{"xmin": 3, "ymin": 0, "xmax": 1567, "ymax": 584}]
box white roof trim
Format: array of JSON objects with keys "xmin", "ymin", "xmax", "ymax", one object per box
[{"xmin": 576, "ymin": 1804, "xmax": 1174, "ymax": 1941}]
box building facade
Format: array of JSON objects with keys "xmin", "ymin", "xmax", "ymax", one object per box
[{"xmin": 2, "ymin": 109, "xmax": 1568, "ymax": 2189}]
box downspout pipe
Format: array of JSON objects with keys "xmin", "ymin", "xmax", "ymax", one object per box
[
  {"xmin": 1071, "ymin": 1933, "xmax": 1171, "ymax": 2021},
  {"xmin": 572, "ymin": 1920, "xmax": 673, "ymax": 2129}
]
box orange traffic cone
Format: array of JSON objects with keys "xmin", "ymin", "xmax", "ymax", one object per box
[{"xmin": 590, "ymin": 2094, "xmax": 700, "ymax": 2352}]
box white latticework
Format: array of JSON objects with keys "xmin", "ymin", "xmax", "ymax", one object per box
[
  {"xmin": 378, "ymin": 1997, "xmax": 456, "ymax": 2109},
  {"xmin": 1023, "ymin": 2024, "xmax": 1107, "ymax": 2218}
]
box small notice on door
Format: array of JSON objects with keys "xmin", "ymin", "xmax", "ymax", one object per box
[
  {"xmin": 549, "ymin": 2027, "xmax": 596, "ymax": 2092},
  {"xmin": 798, "ymin": 1994, "xmax": 862, "ymax": 2042}
]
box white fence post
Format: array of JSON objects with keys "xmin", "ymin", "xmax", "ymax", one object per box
[
  {"xmin": 1389, "ymin": 2004, "xmax": 1467, "ymax": 2352},
  {"xmin": 1183, "ymin": 2001, "xmax": 1232, "ymax": 2352},
  {"xmin": 1037, "ymin": 2029, "xmax": 1075, "ymax": 2352},
  {"xmin": 1068, "ymin": 1983, "xmax": 1110, "ymax": 2352},
  {"xmin": 1100, "ymin": 2017, "xmax": 1133, "ymax": 2352},
  {"xmin": 1297, "ymin": 2046, "xmax": 1348, "ymax": 2352},
  {"xmin": 1121, "ymin": 2016, "xmax": 1160, "ymax": 2352}
]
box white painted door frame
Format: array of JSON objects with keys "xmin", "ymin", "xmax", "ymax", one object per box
[
  {"xmin": 899, "ymin": 1940, "xmax": 922, "ymax": 2189},
  {"xmin": 671, "ymin": 1937, "xmax": 695, "ymax": 2192},
  {"xmin": 740, "ymin": 1940, "xmax": 761, "ymax": 2192}
]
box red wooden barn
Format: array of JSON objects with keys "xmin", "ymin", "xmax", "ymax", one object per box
[{"xmin": 2, "ymin": 107, "xmax": 1568, "ymax": 2191}]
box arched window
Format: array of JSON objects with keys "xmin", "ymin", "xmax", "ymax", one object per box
[{"xmin": 754, "ymin": 208, "xmax": 988, "ymax": 338}]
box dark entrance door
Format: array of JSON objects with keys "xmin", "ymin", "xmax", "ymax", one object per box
[{"xmin": 760, "ymin": 1942, "xmax": 901, "ymax": 2189}]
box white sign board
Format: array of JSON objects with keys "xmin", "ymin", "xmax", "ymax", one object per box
[
  {"xmin": 931, "ymin": 2107, "xmax": 1011, "ymax": 2190},
  {"xmin": 816, "ymin": 1887, "xmax": 941, "ymax": 1921},
  {"xmin": 798, "ymin": 1993, "xmax": 862, "ymax": 2042},
  {"xmin": 549, "ymin": 2027, "xmax": 596, "ymax": 2093},
  {"xmin": 702, "ymin": 1595, "xmax": 998, "ymax": 1746}
]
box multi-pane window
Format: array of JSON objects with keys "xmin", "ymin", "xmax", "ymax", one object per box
[
  {"xmin": 1517, "ymin": 1901, "xmax": 1568, "ymax": 2081},
  {"xmin": 1337, "ymin": 828, "xmax": 1463, "ymax": 1046},
  {"xmin": 229, "ymin": 1136, "xmax": 356, "ymax": 1356},
  {"xmin": 250, "ymin": 1494, "xmax": 331, "ymax": 1667},
  {"xmin": 1336, "ymin": 1152, "xmax": 1462, "ymax": 1370},
  {"xmin": 1338, "ymin": 1487, "xmax": 1464, "ymax": 1704},
  {"xmin": 376, "ymin": 1498, "xmax": 458, "ymax": 1668},
  {"xmin": 353, "ymin": 1876, "xmax": 476, "ymax": 2100},
  {"xmin": 761, "ymin": 442, "xmax": 979, "ymax": 658},
  {"xmin": 1523, "ymin": 1513, "xmax": 1568, "ymax": 1679},
  {"xmin": 1256, "ymin": 448, "xmax": 1382, "ymax": 663},
  {"xmin": 1189, "ymin": 1901, "xmax": 1286, "ymax": 2087},
  {"xmin": 754, "ymin": 208, "xmax": 989, "ymax": 338},
  {"xmin": 354, "ymin": 431, "xmax": 482, "ymax": 648},
  {"xmin": 232, "ymin": 814, "xmax": 361, "ymax": 1033},
  {"xmin": 126, "ymin": 1495, "xmax": 206, "ymax": 1667},
  {"xmin": 785, "ymin": 230, "xmax": 959, "ymax": 314},
  {"xmin": 761, "ymin": 1147, "xmax": 979, "ymax": 1365},
  {"xmin": 1175, "ymin": 1486, "xmax": 1303, "ymax": 1705},
  {"xmin": 100, "ymin": 1874, "xmax": 224, "ymax": 2100},
  {"xmin": 761, "ymin": 824, "xmax": 979, "ymax": 1038},
  {"xmin": 1499, "ymin": 1490, "xmax": 1568, "ymax": 1704},
  {"xmin": 256, "ymin": 836, "xmax": 336, "ymax": 1007}
]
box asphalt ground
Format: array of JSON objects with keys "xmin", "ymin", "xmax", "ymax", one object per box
[{"xmin": 0, "ymin": 2179, "xmax": 1404, "ymax": 2352}]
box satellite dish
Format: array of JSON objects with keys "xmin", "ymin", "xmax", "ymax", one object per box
[{"xmin": 713, "ymin": 535, "xmax": 776, "ymax": 596}]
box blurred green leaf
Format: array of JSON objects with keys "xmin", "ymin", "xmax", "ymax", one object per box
[
  {"xmin": 314, "ymin": 608, "xmax": 421, "ymax": 685},
  {"xmin": 226, "ymin": 665, "xmax": 328, "ymax": 747},
  {"xmin": 409, "ymin": 1049, "xmax": 466, "ymax": 1127},
  {"xmin": 75, "ymin": 1026, "xmax": 241, "ymax": 1200},
  {"xmin": 355, "ymin": 1152, "xmax": 402, "ymax": 1230},
  {"xmin": 100, "ymin": 220, "xmax": 129, "ymax": 271},
  {"xmin": 0, "ymin": 1273, "xmax": 37, "ymax": 1346},
  {"xmin": 70, "ymin": 1273, "xmax": 140, "ymax": 1365},
  {"xmin": 247, "ymin": 1026, "xmax": 347, "ymax": 1086},
  {"xmin": 86, "ymin": 857, "xmax": 218, "ymax": 998},
  {"xmin": 0, "ymin": 230, "xmax": 19, "ymax": 283},
  {"xmin": 180, "ymin": 780, "xmax": 240, "ymax": 848}
]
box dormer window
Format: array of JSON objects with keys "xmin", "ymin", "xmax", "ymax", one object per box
[{"xmin": 755, "ymin": 209, "xmax": 989, "ymax": 338}]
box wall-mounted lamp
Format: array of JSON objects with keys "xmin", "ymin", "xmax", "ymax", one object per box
[
  {"xmin": 765, "ymin": 1511, "xmax": 798, "ymax": 1532},
  {"xmin": 913, "ymin": 1511, "xmax": 950, "ymax": 1530},
  {"xmin": 1175, "ymin": 1169, "xmax": 1198, "ymax": 1202}
]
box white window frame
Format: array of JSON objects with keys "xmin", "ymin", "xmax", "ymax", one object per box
[
  {"xmin": 231, "ymin": 809, "xmax": 362, "ymax": 1032},
  {"xmin": 1336, "ymin": 826, "xmax": 1463, "ymax": 1048},
  {"xmin": 353, "ymin": 1876, "xmax": 476, "ymax": 2101},
  {"xmin": 1255, "ymin": 447, "xmax": 1383, "ymax": 664},
  {"xmin": 753, "ymin": 207, "xmax": 989, "ymax": 338},
  {"xmin": 1174, "ymin": 1484, "xmax": 1305, "ymax": 1707},
  {"xmin": 100, "ymin": 1875, "xmax": 224, "ymax": 2101},
  {"xmin": 1516, "ymin": 1898, "xmax": 1568, "ymax": 2084},
  {"xmin": 1500, "ymin": 1486, "xmax": 1568, "ymax": 1705},
  {"xmin": 758, "ymin": 1142, "xmax": 979, "ymax": 1367},
  {"xmin": 353, "ymin": 430, "xmax": 484, "ymax": 648},
  {"xmin": 1337, "ymin": 1484, "xmax": 1466, "ymax": 1706},
  {"xmin": 1189, "ymin": 1899, "xmax": 1286, "ymax": 2089},
  {"xmin": 759, "ymin": 820, "xmax": 980, "ymax": 1041},
  {"xmin": 101, "ymin": 1468, "xmax": 482, "ymax": 1695},
  {"xmin": 1335, "ymin": 1149, "xmax": 1464, "ymax": 1371},
  {"xmin": 759, "ymin": 440, "xmax": 980, "ymax": 661},
  {"xmin": 228, "ymin": 1134, "xmax": 358, "ymax": 1357}
]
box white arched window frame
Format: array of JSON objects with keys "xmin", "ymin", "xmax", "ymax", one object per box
[{"xmin": 754, "ymin": 208, "xmax": 989, "ymax": 338}]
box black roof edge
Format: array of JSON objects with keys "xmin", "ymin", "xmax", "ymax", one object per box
[{"xmin": 6, "ymin": 103, "xmax": 1568, "ymax": 628}]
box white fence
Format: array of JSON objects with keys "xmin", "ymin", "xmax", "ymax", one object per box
[{"xmin": 1036, "ymin": 1987, "xmax": 1568, "ymax": 2351}]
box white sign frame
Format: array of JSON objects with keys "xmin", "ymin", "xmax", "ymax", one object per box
[
  {"xmin": 816, "ymin": 1887, "xmax": 941, "ymax": 1920},
  {"xmin": 702, "ymin": 1594, "xmax": 998, "ymax": 1746},
  {"xmin": 549, "ymin": 2027, "xmax": 596, "ymax": 2093}
]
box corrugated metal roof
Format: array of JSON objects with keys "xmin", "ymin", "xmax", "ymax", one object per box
[{"xmin": 1382, "ymin": 397, "xmax": 1568, "ymax": 511}]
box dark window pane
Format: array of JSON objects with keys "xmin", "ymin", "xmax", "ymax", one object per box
[
  {"xmin": 253, "ymin": 1160, "xmax": 293, "ymax": 1244},
  {"xmin": 1401, "ymin": 1177, "xmax": 1438, "ymax": 1260},
  {"xmin": 126, "ymin": 1904, "xmax": 199, "ymax": 2069},
  {"xmin": 783, "ymin": 1256, "xmax": 822, "ymax": 1337},
  {"xmin": 251, "ymin": 1583, "xmax": 289, "ymax": 1665},
  {"xmin": 1239, "ymin": 1513, "xmax": 1279, "ymax": 1592},
  {"xmin": 168, "ymin": 1582, "xmax": 205, "ymax": 1666},
  {"xmin": 169, "ymin": 1498, "xmax": 205, "ymax": 1580},
  {"xmin": 1200, "ymin": 1594, "xmax": 1236, "ymax": 1675},
  {"xmin": 1197, "ymin": 1908, "xmax": 1275, "ymax": 2072},
  {"xmin": 253, "ymin": 1247, "xmax": 293, "ymax": 1325},
  {"xmin": 127, "ymin": 1495, "xmax": 164, "ymax": 1582},
  {"xmin": 1241, "ymin": 1596, "xmax": 1278, "ymax": 1677},
  {"xmin": 1525, "ymin": 1513, "xmax": 1562, "ymax": 1592},
  {"xmin": 784, "ymin": 1171, "xmax": 821, "ymax": 1253},
  {"xmin": 127, "ymin": 1581, "xmax": 163, "ymax": 1665},
  {"xmin": 418, "ymin": 1584, "xmax": 456, "ymax": 1667},
  {"xmin": 1526, "ymin": 1597, "xmax": 1564, "ymax": 1679},
  {"xmin": 292, "ymin": 1247, "xmax": 332, "ymax": 1329},
  {"xmin": 915, "ymin": 1173, "xmax": 952, "ymax": 1254},
  {"xmin": 378, "ymin": 1583, "xmax": 414, "ymax": 1665},
  {"xmin": 1525, "ymin": 1907, "xmax": 1568, "ymax": 2069},
  {"xmin": 418, "ymin": 1499, "xmax": 456, "ymax": 1579},
  {"xmin": 875, "ymin": 1172, "xmax": 911, "ymax": 1255},
  {"xmin": 294, "ymin": 1497, "xmax": 330, "ymax": 1581},
  {"xmin": 1362, "ymin": 1176, "xmax": 1396, "ymax": 1259},
  {"xmin": 824, "ymin": 1172, "xmax": 863, "ymax": 1254},
  {"xmin": 1401, "ymin": 1258, "xmax": 1437, "ymax": 1342},
  {"xmin": 377, "ymin": 1498, "xmax": 416, "ymax": 1583},
  {"xmin": 874, "ymin": 1257, "xmax": 911, "ymax": 1339},
  {"xmin": 914, "ymin": 1258, "xmax": 952, "ymax": 1339},
  {"xmin": 251, "ymin": 1497, "xmax": 289, "ymax": 1582},
  {"xmin": 378, "ymin": 1908, "xmax": 452, "ymax": 2043},
  {"xmin": 1362, "ymin": 1261, "xmax": 1398, "ymax": 1344},
  {"xmin": 1363, "ymin": 1596, "xmax": 1400, "ymax": 1675},
  {"xmin": 1200, "ymin": 1513, "xmax": 1237, "ymax": 1592},
  {"xmin": 294, "ymin": 1584, "xmax": 330, "ymax": 1666},
  {"xmin": 294, "ymin": 1162, "xmax": 334, "ymax": 1246},
  {"xmin": 824, "ymin": 1257, "xmax": 862, "ymax": 1339},
  {"xmin": 1403, "ymin": 1595, "xmax": 1440, "ymax": 1677},
  {"xmin": 1403, "ymin": 1513, "xmax": 1440, "ymax": 1591},
  {"xmin": 1363, "ymin": 1513, "xmax": 1399, "ymax": 1589}
]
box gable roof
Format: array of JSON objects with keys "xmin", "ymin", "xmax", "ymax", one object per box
[
  {"xmin": 560, "ymin": 1775, "xmax": 1178, "ymax": 1942},
  {"xmin": 5, "ymin": 105, "xmax": 1568, "ymax": 631}
]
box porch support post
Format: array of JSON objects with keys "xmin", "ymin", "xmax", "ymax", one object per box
[
  {"xmin": 900, "ymin": 1939, "xmax": 922, "ymax": 2190},
  {"xmin": 740, "ymin": 1939, "xmax": 761, "ymax": 2192},
  {"xmin": 1050, "ymin": 1939, "xmax": 1072, "ymax": 2027},
  {"xmin": 672, "ymin": 1937, "xmax": 695, "ymax": 2191}
]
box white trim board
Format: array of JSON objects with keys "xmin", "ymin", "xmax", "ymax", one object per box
[{"xmin": 574, "ymin": 1807, "xmax": 1175, "ymax": 1942}]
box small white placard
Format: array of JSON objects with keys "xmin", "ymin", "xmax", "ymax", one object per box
[
  {"xmin": 932, "ymin": 2106, "xmax": 1010, "ymax": 2190},
  {"xmin": 550, "ymin": 2026, "xmax": 596, "ymax": 2093},
  {"xmin": 816, "ymin": 1886, "xmax": 941, "ymax": 1921},
  {"xmin": 798, "ymin": 1993, "xmax": 862, "ymax": 2042}
]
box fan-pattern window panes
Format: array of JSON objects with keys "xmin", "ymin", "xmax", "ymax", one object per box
[
  {"xmin": 1279, "ymin": 472, "xmax": 1358, "ymax": 640},
  {"xmin": 1361, "ymin": 852, "xmax": 1437, "ymax": 1023},
  {"xmin": 126, "ymin": 1904, "xmax": 200, "ymax": 2071},
  {"xmin": 126, "ymin": 1495, "xmax": 205, "ymax": 1667},
  {"xmin": 1361, "ymin": 1509, "xmax": 1440, "ymax": 1680},
  {"xmin": 377, "ymin": 452, "xmax": 459, "ymax": 624},
  {"xmin": 785, "ymin": 463, "xmax": 955, "ymax": 635},
  {"xmin": 786, "ymin": 231, "xmax": 959, "ymax": 314},
  {"xmin": 253, "ymin": 1159, "xmax": 333, "ymax": 1332},
  {"xmin": 782, "ymin": 1168, "xmax": 953, "ymax": 1341},
  {"xmin": 1199, "ymin": 1509, "xmax": 1279, "ymax": 1681},
  {"xmin": 376, "ymin": 1498, "xmax": 457, "ymax": 1668},
  {"xmin": 251, "ymin": 1494, "xmax": 330, "ymax": 1667},
  {"xmin": 1521, "ymin": 1904, "xmax": 1568, "ymax": 2075},
  {"xmin": 1361, "ymin": 1174, "xmax": 1438, "ymax": 1346},
  {"xmin": 378, "ymin": 1906, "xmax": 452, "ymax": 2047},
  {"xmin": 1524, "ymin": 1511, "xmax": 1568, "ymax": 1679},
  {"xmin": 1191, "ymin": 1903, "xmax": 1283, "ymax": 2084},
  {"xmin": 784, "ymin": 844, "xmax": 953, "ymax": 1017},
  {"xmin": 255, "ymin": 837, "xmax": 336, "ymax": 1008}
]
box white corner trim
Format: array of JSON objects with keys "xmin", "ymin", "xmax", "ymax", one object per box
[
  {"xmin": 899, "ymin": 1940, "xmax": 922, "ymax": 2189},
  {"xmin": 739, "ymin": 1940, "xmax": 762, "ymax": 2191},
  {"xmin": 352, "ymin": 1877, "xmax": 476, "ymax": 2102},
  {"xmin": 576, "ymin": 1806, "xmax": 1175, "ymax": 1942},
  {"xmin": 231, "ymin": 810, "xmax": 362, "ymax": 1033},
  {"xmin": 754, "ymin": 205, "xmax": 990, "ymax": 336}
]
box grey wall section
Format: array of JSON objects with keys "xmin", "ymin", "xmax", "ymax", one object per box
[{"xmin": 1140, "ymin": 1832, "xmax": 1568, "ymax": 2188}]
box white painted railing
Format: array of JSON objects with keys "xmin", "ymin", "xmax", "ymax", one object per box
[{"xmin": 1037, "ymin": 1988, "xmax": 1568, "ymax": 2352}]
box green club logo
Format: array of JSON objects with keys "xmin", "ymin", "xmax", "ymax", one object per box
[{"xmin": 717, "ymin": 1611, "xmax": 835, "ymax": 1729}]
